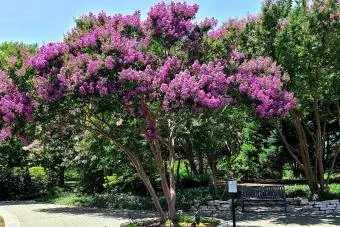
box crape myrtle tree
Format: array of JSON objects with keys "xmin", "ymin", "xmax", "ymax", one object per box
[
  {"xmin": 275, "ymin": 0, "xmax": 339, "ymax": 196},
  {"xmin": 0, "ymin": 2, "xmax": 295, "ymax": 222},
  {"xmin": 0, "ymin": 42, "xmax": 36, "ymax": 164},
  {"xmin": 213, "ymin": 0, "xmax": 339, "ymax": 196}
]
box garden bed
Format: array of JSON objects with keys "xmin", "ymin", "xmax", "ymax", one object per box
[{"xmin": 121, "ymin": 216, "xmax": 221, "ymax": 227}]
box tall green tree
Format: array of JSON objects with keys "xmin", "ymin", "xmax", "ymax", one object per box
[{"xmin": 217, "ymin": 0, "xmax": 339, "ymax": 196}]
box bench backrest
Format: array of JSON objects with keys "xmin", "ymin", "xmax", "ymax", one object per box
[{"xmin": 240, "ymin": 185, "xmax": 286, "ymax": 200}]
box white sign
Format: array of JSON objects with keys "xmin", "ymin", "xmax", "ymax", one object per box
[{"xmin": 228, "ymin": 180, "xmax": 237, "ymax": 193}]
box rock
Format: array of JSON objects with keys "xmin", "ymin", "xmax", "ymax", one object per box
[{"xmin": 300, "ymin": 199, "xmax": 309, "ymax": 205}]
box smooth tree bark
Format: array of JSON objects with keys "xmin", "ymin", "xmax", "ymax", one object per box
[
  {"xmin": 58, "ymin": 166, "xmax": 65, "ymax": 187},
  {"xmin": 207, "ymin": 152, "xmax": 218, "ymax": 197},
  {"xmin": 176, "ymin": 159, "xmax": 181, "ymax": 180},
  {"xmin": 83, "ymin": 121, "xmax": 167, "ymax": 221},
  {"xmin": 278, "ymin": 102, "xmax": 335, "ymax": 196},
  {"xmin": 167, "ymin": 120, "xmax": 177, "ymax": 223}
]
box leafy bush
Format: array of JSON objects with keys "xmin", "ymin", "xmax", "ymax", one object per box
[
  {"xmin": 29, "ymin": 166, "xmax": 50, "ymax": 194},
  {"xmin": 0, "ymin": 167, "xmax": 35, "ymax": 199},
  {"xmin": 177, "ymin": 174, "xmax": 211, "ymax": 189},
  {"xmin": 0, "ymin": 166, "xmax": 55, "ymax": 200},
  {"xmin": 285, "ymin": 184, "xmax": 340, "ymax": 200},
  {"xmin": 104, "ymin": 173, "xmax": 154, "ymax": 196},
  {"xmin": 285, "ymin": 184, "xmax": 310, "ymax": 198},
  {"xmin": 177, "ymin": 215, "xmax": 220, "ymax": 225},
  {"xmin": 65, "ymin": 168, "xmax": 81, "ymax": 181},
  {"xmin": 176, "ymin": 186, "xmax": 228, "ymax": 211},
  {"xmin": 39, "ymin": 184, "xmax": 231, "ymax": 211}
]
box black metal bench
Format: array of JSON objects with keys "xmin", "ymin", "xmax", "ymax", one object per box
[{"xmin": 240, "ymin": 184, "xmax": 287, "ymax": 212}]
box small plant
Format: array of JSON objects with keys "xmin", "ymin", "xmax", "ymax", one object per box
[{"xmin": 164, "ymin": 215, "xmax": 220, "ymax": 226}]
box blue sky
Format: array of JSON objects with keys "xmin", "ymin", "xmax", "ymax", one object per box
[{"xmin": 0, "ymin": 0, "xmax": 262, "ymax": 45}]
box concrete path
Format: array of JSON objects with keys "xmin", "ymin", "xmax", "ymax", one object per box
[
  {"xmin": 230, "ymin": 211, "xmax": 340, "ymax": 227},
  {"xmin": 0, "ymin": 201, "xmax": 339, "ymax": 227},
  {"xmin": 0, "ymin": 201, "xmax": 155, "ymax": 227}
]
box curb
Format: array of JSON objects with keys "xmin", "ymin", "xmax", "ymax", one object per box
[{"xmin": 0, "ymin": 210, "xmax": 20, "ymax": 227}]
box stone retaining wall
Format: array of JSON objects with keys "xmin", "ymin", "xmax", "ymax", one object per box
[
  {"xmin": 191, "ymin": 199, "xmax": 340, "ymax": 216},
  {"xmin": 307, "ymin": 199, "xmax": 340, "ymax": 214},
  {"xmin": 192, "ymin": 200, "xmax": 232, "ymax": 216}
]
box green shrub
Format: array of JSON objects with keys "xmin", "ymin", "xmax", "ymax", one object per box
[
  {"xmin": 29, "ymin": 166, "xmax": 50, "ymax": 194},
  {"xmin": 104, "ymin": 174, "xmax": 120, "ymax": 189},
  {"xmin": 65, "ymin": 168, "xmax": 80, "ymax": 181},
  {"xmin": 177, "ymin": 174, "xmax": 210, "ymax": 189},
  {"xmin": 103, "ymin": 173, "xmax": 150, "ymax": 196},
  {"xmin": 178, "ymin": 215, "xmax": 220, "ymax": 225},
  {"xmin": 285, "ymin": 184, "xmax": 310, "ymax": 198},
  {"xmin": 176, "ymin": 186, "xmax": 228, "ymax": 211},
  {"xmin": 29, "ymin": 166, "xmax": 46, "ymax": 176},
  {"xmin": 0, "ymin": 167, "xmax": 35, "ymax": 199},
  {"xmin": 285, "ymin": 184, "xmax": 340, "ymax": 199}
]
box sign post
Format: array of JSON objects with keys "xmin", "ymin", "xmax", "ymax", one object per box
[{"xmin": 228, "ymin": 180, "xmax": 237, "ymax": 227}]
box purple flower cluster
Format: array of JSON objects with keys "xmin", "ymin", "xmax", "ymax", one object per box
[
  {"xmin": 0, "ymin": 71, "xmax": 34, "ymax": 140},
  {"xmin": 146, "ymin": 2, "xmax": 199, "ymax": 39},
  {"xmin": 31, "ymin": 12, "xmax": 149, "ymax": 101},
  {"xmin": 161, "ymin": 61, "xmax": 233, "ymax": 111},
  {"xmin": 208, "ymin": 14, "xmax": 261, "ymax": 39},
  {"xmin": 199, "ymin": 18, "xmax": 218, "ymax": 30},
  {"xmin": 120, "ymin": 57, "xmax": 181, "ymax": 102},
  {"xmin": 27, "ymin": 43, "xmax": 68, "ymax": 69},
  {"xmin": 234, "ymin": 57, "xmax": 296, "ymax": 117}
]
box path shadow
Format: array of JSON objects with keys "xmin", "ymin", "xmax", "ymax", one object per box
[
  {"xmin": 35, "ymin": 206, "xmax": 156, "ymax": 220},
  {"xmin": 0, "ymin": 200, "xmax": 39, "ymax": 206},
  {"xmin": 236, "ymin": 211, "xmax": 340, "ymax": 226},
  {"xmin": 0, "ymin": 201, "xmax": 156, "ymax": 221}
]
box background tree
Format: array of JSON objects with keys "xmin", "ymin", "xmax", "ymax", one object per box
[{"xmin": 214, "ymin": 0, "xmax": 339, "ymax": 196}]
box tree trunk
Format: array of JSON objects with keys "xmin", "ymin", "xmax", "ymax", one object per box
[
  {"xmin": 126, "ymin": 149, "xmax": 166, "ymax": 221},
  {"xmin": 58, "ymin": 166, "xmax": 65, "ymax": 187},
  {"xmin": 293, "ymin": 112, "xmax": 320, "ymax": 195},
  {"xmin": 198, "ymin": 151, "xmax": 204, "ymax": 175},
  {"xmin": 184, "ymin": 140, "xmax": 198, "ymax": 174},
  {"xmin": 314, "ymin": 101, "xmax": 326, "ymax": 196},
  {"xmin": 207, "ymin": 152, "xmax": 218, "ymax": 198},
  {"xmin": 188, "ymin": 156, "xmax": 198, "ymax": 175},
  {"xmin": 184, "ymin": 161, "xmax": 190, "ymax": 175},
  {"xmin": 83, "ymin": 118, "xmax": 167, "ymax": 221},
  {"xmin": 278, "ymin": 116, "xmax": 319, "ymax": 195},
  {"xmin": 168, "ymin": 124, "xmax": 178, "ymax": 226},
  {"xmin": 150, "ymin": 140, "xmax": 171, "ymax": 207},
  {"xmin": 176, "ymin": 159, "xmax": 181, "ymax": 180}
]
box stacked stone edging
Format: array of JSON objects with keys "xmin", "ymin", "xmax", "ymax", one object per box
[
  {"xmin": 192, "ymin": 200, "xmax": 232, "ymax": 216},
  {"xmin": 307, "ymin": 199, "xmax": 340, "ymax": 214},
  {"xmin": 191, "ymin": 198, "xmax": 340, "ymax": 215}
]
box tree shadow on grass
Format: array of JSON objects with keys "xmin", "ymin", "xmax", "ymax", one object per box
[{"xmin": 236, "ymin": 211, "xmax": 340, "ymax": 226}]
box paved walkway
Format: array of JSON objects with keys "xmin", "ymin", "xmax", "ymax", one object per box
[
  {"xmin": 0, "ymin": 201, "xmax": 155, "ymax": 227},
  {"xmin": 234, "ymin": 211, "xmax": 340, "ymax": 227},
  {"xmin": 0, "ymin": 201, "xmax": 339, "ymax": 227}
]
